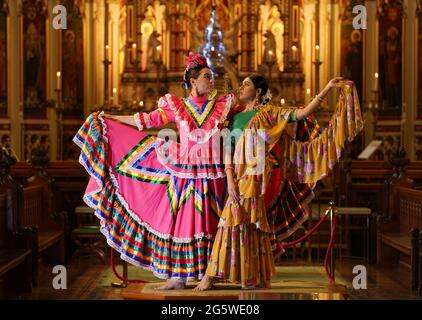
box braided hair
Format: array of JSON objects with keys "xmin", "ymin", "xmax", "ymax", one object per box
[{"xmin": 248, "ymin": 74, "xmax": 271, "ymax": 105}]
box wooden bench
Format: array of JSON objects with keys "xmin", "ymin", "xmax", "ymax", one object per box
[
  {"xmin": 334, "ymin": 146, "xmax": 422, "ymax": 263},
  {"xmin": 11, "ymin": 160, "xmax": 90, "ymax": 261},
  {"xmin": 0, "ymin": 191, "xmax": 34, "ymax": 294},
  {"xmin": 0, "ymin": 148, "xmax": 34, "ymax": 294},
  {"xmin": 16, "ymin": 145, "xmax": 67, "ymax": 287},
  {"xmin": 18, "ymin": 181, "xmax": 66, "ymax": 287},
  {"xmin": 377, "ymin": 185, "xmax": 422, "ymax": 293}
]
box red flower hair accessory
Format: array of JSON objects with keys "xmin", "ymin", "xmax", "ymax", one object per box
[{"xmin": 185, "ymin": 52, "xmax": 207, "ymax": 70}]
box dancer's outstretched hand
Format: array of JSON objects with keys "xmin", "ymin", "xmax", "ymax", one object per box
[{"xmin": 327, "ymin": 77, "xmax": 346, "ymax": 89}]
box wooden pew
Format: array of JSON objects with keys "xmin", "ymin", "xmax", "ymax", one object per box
[
  {"xmin": 0, "ymin": 194, "xmax": 34, "ymax": 294},
  {"xmin": 0, "ymin": 147, "xmax": 33, "ymax": 294},
  {"xmin": 17, "ymin": 145, "xmax": 67, "ymax": 287},
  {"xmin": 11, "ymin": 160, "xmax": 90, "ymax": 262},
  {"xmin": 333, "ymin": 146, "xmax": 422, "ymax": 262},
  {"xmin": 377, "ymin": 184, "xmax": 422, "ymax": 292}
]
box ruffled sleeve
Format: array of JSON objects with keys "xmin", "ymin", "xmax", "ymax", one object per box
[
  {"xmin": 252, "ymin": 105, "xmax": 296, "ymax": 151},
  {"xmin": 287, "ymin": 82, "xmax": 364, "ymax": 183},
  {"xmin": 219, "ymin": 93, "xmax": 239, "ymax": 120},
  {"xmin": 133, "ymin": 96, "xmax": 176, "ymax": 130}
]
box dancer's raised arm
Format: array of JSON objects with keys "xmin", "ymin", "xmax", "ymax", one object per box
[
  {"xmin": 102, "ymin": 96, "xmax": 176, "ymax": 130},
  {"xmin": 296, "ymin": 77, "xmax": 345, "ymax": 120}
]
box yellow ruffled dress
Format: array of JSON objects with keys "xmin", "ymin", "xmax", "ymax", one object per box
[{"xmin": 205, "ymin": 83, "xmax": 364, "ymax": 288}]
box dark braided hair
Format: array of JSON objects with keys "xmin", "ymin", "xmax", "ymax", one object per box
[{"xmin": 248, "ymin": 74, "xmax": 270, "ymax": 105}]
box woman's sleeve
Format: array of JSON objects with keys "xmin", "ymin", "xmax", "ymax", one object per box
[
  {"xmin": 133, "ymin": 96, "xmax": 175, "ymax": 130},
  {"xmin": 260, "ymin": 106, "xmax": 296, "ymax": 151},
  {"xmin": 286, "ymin": 83, "xmax": 364, "ymax": 183}
]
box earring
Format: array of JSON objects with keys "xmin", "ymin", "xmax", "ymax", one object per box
[{"xmin": 208, "ymin": 89, "xmax": 217, "ymax": 100}]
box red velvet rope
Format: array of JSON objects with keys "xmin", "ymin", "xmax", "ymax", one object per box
[
  {"xmin": 281, "ymin": 210, "xmax": 337, "ymax": 284},
  {"xmin": 281, "ymin": 213, "xmax": 329, "ymax": 247}
]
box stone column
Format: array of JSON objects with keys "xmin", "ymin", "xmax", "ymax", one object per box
[
  {"xmin": 109, "ymin": 0, "xmax": 120, "ymax": 106},
  {"xmin": 7, "ymin": 0, "xmax": 23, "ymax": 159},
  {"xmin": 403, "ymin": 0, "xmax": 417, "ymax": 159},
  {"xmin": 95, "ymin": 0, "xmax": 105, "ymax": 106},
  {"xmin": 363, "ymin": 0, "xmax": 378, "ymax": 146},
  {"xmin": 47, "ymin": 0, "xmax": 60, "ymax": 160},
  {"xmin": 84, "ymin": 0, "xmax": 96, "ymax": 117}
]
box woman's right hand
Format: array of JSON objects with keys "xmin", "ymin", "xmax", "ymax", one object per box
[{"xmin": 227, "ymin": 176, "xmax": 240, "ymax": 203}]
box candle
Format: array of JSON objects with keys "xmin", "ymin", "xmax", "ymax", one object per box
[
  {"xmin": 306, "ymin": 88, "xmax": 311, "ymax": 95},
  {"xmin": 56, "ymin": 71, "xmax": 61, "ymax": 90},
  {"xmin": 281, "ymin": 98, "xmax": 285, "ymax": 105},
  {"xmin": 105, "ymin": 45, "xmax": 109, "ymax": 60},
  {"xmin": 374, "ymin": 72, "xmax": 379, "ymax": 91},
  {"xmin": 315, "ymin": 45, "xmax": 320, "ymax": 61},
  {"xmin": 139, "ymin": 100, "xmax": 144, "ymax": 107},
  {"xmin": 112, "ymin": 87, "xmax": 117, "ymax": 104},
  {"xmin": 132, "ymin": 43, "xmax": 137, "ymax": 60},
  {"xmin": 291, "ymin": 45, "xmax": 297, "ymax": 62}
]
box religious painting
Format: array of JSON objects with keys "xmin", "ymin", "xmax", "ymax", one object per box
[
  {"xmin": 378, "ymin": 2, "xmax": 402, "ymax": 117},
  {"xmin": 0, "ymin": 0, "xmax": 7, "ymax": 117},
  {"xmin": 418, "ymin": 7, "xmax": 422, "ymax": 117},
  {"xmin": 340, "ymin": 0, "xmax": 363, "ymax": 100},
  {"xmin": 22, "ymin": 0, "xmax": 47, "ymax": 118},
  {"xmin": 62, "ymin": 0, "xmax": 83, "ymax": 118}
]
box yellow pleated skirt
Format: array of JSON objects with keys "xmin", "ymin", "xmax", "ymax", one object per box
[{"xmin": 205, "ymin": 197, "xmax": 276, "ymax": 288}]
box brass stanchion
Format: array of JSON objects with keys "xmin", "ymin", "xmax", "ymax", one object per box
[{"xmin": 111, "ymin": 249, "xmax": 128, "ymax": 288}]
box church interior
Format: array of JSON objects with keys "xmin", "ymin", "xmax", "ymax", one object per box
[{"xmin": 0, "ymin": 0, "xmax": 422, "ymax": 301}]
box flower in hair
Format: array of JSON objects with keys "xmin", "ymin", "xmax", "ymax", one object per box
[
  {"xmin": 262, "ymin": 89, "xmax": 272, "ymax": 104},
  {"xmin": 185, "ymin": 52, "xmax": 207, "ymax": 70}
]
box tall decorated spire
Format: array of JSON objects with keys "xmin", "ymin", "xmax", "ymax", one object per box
[{"xmin": 200, "ymin": 0, "xmax": 226, "ymax": 74}]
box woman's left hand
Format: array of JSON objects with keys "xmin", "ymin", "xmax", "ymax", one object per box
[{"xmin": 327, "ymin": 77, "xmax": 345, "ymax": 90}]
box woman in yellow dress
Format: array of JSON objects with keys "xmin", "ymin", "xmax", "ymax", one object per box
[{"xmin": 193, "ymin": 74, "xmax": 363, "ymax": 290}]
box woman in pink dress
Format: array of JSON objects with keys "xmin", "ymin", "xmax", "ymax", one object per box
[{"xmin": 74, "ymin": 53, "xmax": 237, "ymax": 289}]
